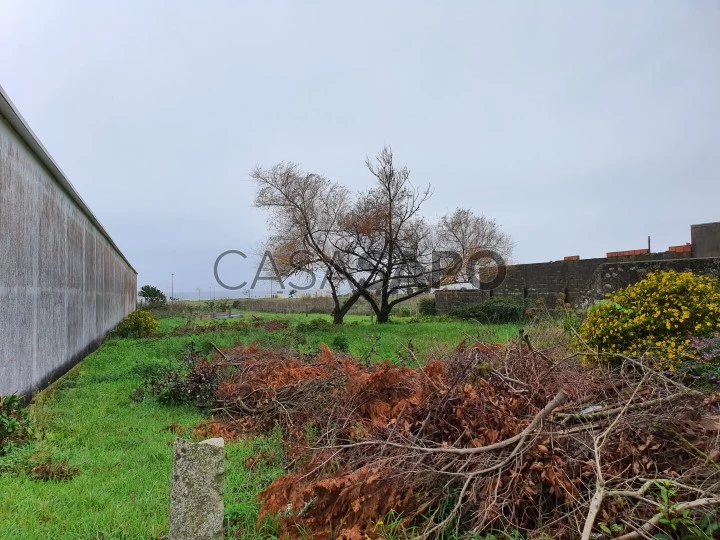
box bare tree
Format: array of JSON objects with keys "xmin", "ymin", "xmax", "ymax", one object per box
[
  {"xmin": 253, "ymin": 147, "xmax": 511, "ymax": 323},
  {"xmin": 436, "ymin": 208, "xmax": 513, "ymax": 285},
  {"xmin": 327, "ymin": 147, "xmax": 434, "ymax": 323},
  {"xmin": 252, "ymin": 163, "xmax": 362, "ymax": 324}
]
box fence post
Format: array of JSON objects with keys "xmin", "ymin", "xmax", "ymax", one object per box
[{"xmin": 169, "ymin": 438, "xmax": 225, "ymax": 540}]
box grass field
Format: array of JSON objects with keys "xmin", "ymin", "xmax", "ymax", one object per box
[{"xmin": 0, "ymin": 314, "xmax": 520, "ymax": 539}]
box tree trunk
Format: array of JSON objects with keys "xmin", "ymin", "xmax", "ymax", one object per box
[
  {"xmin": 331, "ymin": 290, "xmax": 363, "ymax": 324},
  {"xmin": 376, "ymin": 307, "xmax": 392, "ymax": 323}
]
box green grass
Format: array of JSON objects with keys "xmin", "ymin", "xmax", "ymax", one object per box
[
  {"xmin": 0, "ymin": 314, "xmax": 520, "ymax": 539},
  {"xmin": 160, "ymin": 312, "xmax": 522, "ymax": 363}
]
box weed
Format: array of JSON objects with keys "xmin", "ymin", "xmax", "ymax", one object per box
[
  {"xmin": 331, "ymin": 335, "xmax": 350, "ymax": 353},
  {"xmin": 395, "ymin": 339, "xmax": 416, "ymax": 366},
  {"xmin": 0, "ymin": 394, "xmax": 32, "ymax": 456},
  {"xmin": 132, "ymin": 342, "xmax": 221, "ymax": 408},
  {"xmin": 360, "ymin": 332, "xmax": 382, "ymax": 364},
  {"xmin": 297, "ymin": 318, "xmax": 333, "ymax": 332},
  {"xmin": 418, "ymin": 298, "xmax": 437, "ymax": 316},
  {"xmin": 28, "ymin": 456, "xmax": 79, "ymax": 481},
  {"xmin": 0, "ymin": 313, "xmax": 519, "ymax": 538}
]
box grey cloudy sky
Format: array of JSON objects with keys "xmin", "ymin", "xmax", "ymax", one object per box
[{"xmin": 2, "ymin": 1, "xmax": 719, "ymax": 298}]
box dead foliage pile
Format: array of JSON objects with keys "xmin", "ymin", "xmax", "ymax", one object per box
[
  {"xmin": 208, "ymin": 336, "xmax": 720, "ymax": 539},
  {"xmin": 27, "ymin": 457, "xmax": 79, "ymax": 481}
]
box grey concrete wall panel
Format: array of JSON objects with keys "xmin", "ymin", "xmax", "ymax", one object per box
[
  {"xmin": 0, "ymin": 85, "xmax": 136, "ymax": 396},
  {"xmin": 691, "ymin": 223, "xmax": 720, "ymax": 259}
]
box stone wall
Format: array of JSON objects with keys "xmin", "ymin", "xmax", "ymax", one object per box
[
  {"xmin": 434, "ymin": 251, "xmax": 712, "ymax": 314},
  {"xmin": 581, "ymin": 257, "xmax": 720, "ymax": 308},
  {"xmin": 435, "ymin": 289, "xmax": 490, "ymax": 314},
  {"xmin": 0, "ymin": 86, "xmax": 136, "ymax": 396}
]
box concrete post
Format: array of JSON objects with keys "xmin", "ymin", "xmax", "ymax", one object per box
[{"xmin": 169, "ymin": 438, "xmax": 225, "ymax": 540}]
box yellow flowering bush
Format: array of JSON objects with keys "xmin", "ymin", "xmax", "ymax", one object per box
[
  {"xmin": 114, "ymin": 310, "xmax": 159, "ymax": 338},
  {"xmin": 579, "ymin": 270, "xmax": 720, "ymax": 369}
]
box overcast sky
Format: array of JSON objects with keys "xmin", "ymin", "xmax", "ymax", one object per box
[{"xmin": 2, "ymin": 1, "xmax": 719, "ymax": 298}]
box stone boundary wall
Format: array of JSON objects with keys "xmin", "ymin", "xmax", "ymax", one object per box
[
  {"xmin": 581, "ymin": 257, "xmax": 720, "ymax": 308},
  {"xmin": 435, "ymin": 290, "xmax": 491, "ymax": 314},
  {"xmin": 434, "ymin": 251, "xmax": 719, "ymax": 315},
  {"xmin": 0, "ymin": 85, "xmax": 136, "ymax": 396}
]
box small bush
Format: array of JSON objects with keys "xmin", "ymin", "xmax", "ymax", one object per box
[
  {"xmin": 395, "ymin": 307, "xmax": 412, "ymax": 318},
  {"xmin": 418, "ymin": 298, "xmax": 437, "ymax": 316},
  {"xmin": 561, "ymin": 307, "xmax": 583, "ymax": 333},
  {"xmin": 331, "ymin": 335, "xmax": 350, "ymax": 353},
  {"xmin": 451, "ymin": 298, "xmax": 526, "ymax": 323},
  {"xmin": 579, "ymin": 270, "xmax": 720, "ymax": 370},
  {"xmin": 130, "ymin": 343, "xmax": 222, "ymax": 408},
  {"xmin": 114, "ymin": 310, "xmax": 159, "ymax": 338},
  {"xmin": 0, "ymin": 394, "xmax": 32, "ymax": 456},
  {"xmin": 297, "ymin": 318, "xmax": 333, "ymax": 332}
]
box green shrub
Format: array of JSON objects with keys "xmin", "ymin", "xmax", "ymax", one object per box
[
  {"xmin": 114, "ymin": 310, "xmax": 159, "ymax": 338},
  {"xmin": 418, "ymin": 298, "xmax": 437, "ymax": 316},
  {"xmin": 451, "ymin": 298, "xmax": 526, "ymax": 323},
  {"xmin": 579, "ymin": 270, "xmax": 720, "ymax": 370},
  {"xmin": 130, "ymin": 343, "xmax": 221, "ymax": 408},
  {"xmin": 331, "ymin": 335, "xmax": 350, "ymax": 353},
  {"xmin": 138, "ymin": 284, "xmax": 167, "ymax": 307},
  {"xmin": 297, "ymin": 318, "xmax": 333, "ymax": 332},
  {"xmin": 0, "ymin": 394, "xmax": 32, "ymax": 456},
  {"xmin": 561, "ymin": 307, "xmax": 583, "ymax": 333},
  {"xmin": 395, "ymin": 307, "xmax": 412, "ymax": 318}
]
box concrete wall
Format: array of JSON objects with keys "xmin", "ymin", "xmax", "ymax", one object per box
[
  {"xmin": 0, "ymin": 86, "xmax": 136, "ymax": 396},
  {"xmin": 691, "ymin": 222, "xmax": 720, "ymax": 258}
]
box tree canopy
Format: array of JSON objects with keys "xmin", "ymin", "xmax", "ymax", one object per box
[
  {"xmin": 138, "ymin": 285, "xmax": 167, "ymax": 306},
  {"xmin": 253, "ymin": 146, "xmax": 512, "ymax": 323}
]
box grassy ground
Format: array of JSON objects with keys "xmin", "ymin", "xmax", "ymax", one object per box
[
  {"xmin": 0, "ymin": 314, "xmax": 520, "ymax": 539},
  {"xmin": 161, "ymin": 312, "xmax": 522, "ymax": 363}
]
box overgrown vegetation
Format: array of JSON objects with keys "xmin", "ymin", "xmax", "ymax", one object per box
[
  {"xmin": 684, "ymin": 333, "xmax": 720, "ymax": 388},
  {"xmin": 579, "ymin": 270, "xmax": 720, "ymax": 370},
  {"xmin": 0, "ymin": 313, "xmax": 515, "ymax": 538},
  {"xmin": 418, "ymin": 297, "xmax": 437, "ymax": 315},
  {"xmin": 130, "ymin": 342, "xmax": 222, "ymax": 408},
  {"xmin": 113, "ymin": 309, "xmax": 159, "ymax": 338},
  {"xmin": 181, "ymin": 328, "xmax": 720, "ymax": 538},
  {"xmin": 0, "ymin": 394, "xmax": 32, "ymax": 456},
  {"xmin": 451, "ymin": 297, "xmax": 527, "ymax": 323},
  {"xmin": 5, "ymin": 294, "xmax": 720, "ymax": 538}
]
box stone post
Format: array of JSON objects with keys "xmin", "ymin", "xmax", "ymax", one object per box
[{"xmin": 169, "ymin": 437, "xmax": 225, "ymax": 540}]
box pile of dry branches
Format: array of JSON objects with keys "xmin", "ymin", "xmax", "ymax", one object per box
[{"xmin": 206, "ymin": 336, "xmax": 720, "ymax": 539}]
